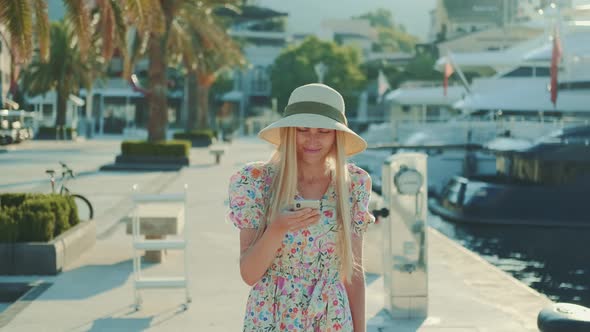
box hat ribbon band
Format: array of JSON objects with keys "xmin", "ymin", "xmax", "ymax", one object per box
[{"xmin": 283, "ymin": 102, "xmax": 347, "ymax": 126}]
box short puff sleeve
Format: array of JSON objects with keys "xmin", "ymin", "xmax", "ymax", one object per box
[
  {"xmin": 227, "ymin": 163, "xmax": 269, "ymax": 229},
  {"xmin": 348, "ymin": 164, "xmax": 376, "ymax": 235}
]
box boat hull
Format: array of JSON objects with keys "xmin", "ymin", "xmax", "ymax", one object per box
[{"xmin": 429, "ymin": 175, "xmax": 590, "ymax": 227}]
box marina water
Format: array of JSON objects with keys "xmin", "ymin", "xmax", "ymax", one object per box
[{"xmin": 428, "ymin": 213, "xmax": 590, "ymax": 307}]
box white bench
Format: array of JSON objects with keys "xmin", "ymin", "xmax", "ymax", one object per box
[{"xmin": 209, "ymin": 145, "xmax": 227, "ymax": 164}]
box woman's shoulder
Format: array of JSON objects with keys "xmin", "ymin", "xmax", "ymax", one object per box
[
  {"xmin": 346, "ymin": 163, "xmax": 370, "ymax": 179},
  {"xmin": 231, "ymin": 161, "xmax": 274, "ymax": 183},
  {"xmin": 346, "ymin": 162, "xmax": 372, "ymax": 192}
]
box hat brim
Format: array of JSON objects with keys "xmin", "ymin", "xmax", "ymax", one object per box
[{"xmin": 257, "ymin": 114, "xmax": 367, "ymax": 156}]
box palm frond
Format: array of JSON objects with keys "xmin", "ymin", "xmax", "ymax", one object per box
[
  {"xmin": 31, "ymin": 0, "xmax": 50, "ymax": 62},
  {"xmin": 0, "ymin": 0, "xmax": 33, "ymax": 62},
  {"xmin": 123, "ymin": 29, "xmax": 149, "ymax": 79},
  {"xmin": 172, "ymin": 1, "xmax": 244, "ymax": 76},
  {"xmin": 62, "ymin": 0, "xmax": 92, "ymax": 60},
  {"xmin": 124, "ymin": 0, "xmax": 165, "ymax": 35},
  {"xmin": 97, "ymin": 0, "xmax": 115, "ymax": 61},
  {"xmin": 22, "ymin": 21, "xmax": 92, "ymax": 98},
  {"xmin": 109, "ymin": 0, "xmax": 129, "ymax": 62}
]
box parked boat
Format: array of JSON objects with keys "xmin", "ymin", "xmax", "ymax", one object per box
[
  {"xmin": 429, "ymin": 126, "xmax": 590, "ymax": 227},
  {"xmin": 358, "ymin": 8, "xmax": 590, "ymax": 197}
]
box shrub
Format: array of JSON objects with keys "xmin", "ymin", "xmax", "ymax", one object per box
[
  {"xmin": 0, "ymin": 193, "xmax": 42, "ymax": 208},
  {"xmin": 46, "ymin": 194, "xmax": 72, "ymax": 237},
  {"xmin": 0, "ymin": 193, "xmax": 80, "ymax": 242},
  {"xmin": 121, "ymin": 140, "xmax": 191, "ymax": 157},
  {"xmin": 0, "ymin": 207, "xmax": 19, "ymax": 242},
  {"xmin": 18, "ymin": 199, "xmax": 55, "ymax": 242},
  {"xmin": 67, "ymin": 196, "xmax": 80, "ymax": 228}
]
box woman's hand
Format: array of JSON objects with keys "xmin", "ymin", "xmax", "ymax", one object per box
[{"xmin": 268, "ymin": 208, "xmax": 320, "ymax": 235}]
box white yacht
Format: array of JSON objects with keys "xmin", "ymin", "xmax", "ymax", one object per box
[{"xmin": 356, "ymin": 4, "xmax": 590, "ymax": 196}]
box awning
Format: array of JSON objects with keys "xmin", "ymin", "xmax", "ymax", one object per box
[
  {"xmin": 221, "ymin": 90, "xmax": 243, "ymax": 102},
  {"xmin": 384, "ymin": 85, "xmax": 466, "ymax": 106}
]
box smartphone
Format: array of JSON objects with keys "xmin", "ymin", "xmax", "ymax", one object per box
[{"xmin": 289, "ymin": 200, "xmax": 320, "ymax": 211}]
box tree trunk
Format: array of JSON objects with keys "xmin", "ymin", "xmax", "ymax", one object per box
[
  {"xmin": 147, "ymin": 34, "xmax": 168, "ymax": 142},
  {"xmin": 196, "ymin": 73, "xmax": 215, "ymax": 130},
  {"xmin": 55, "ymin": 88, "xmax": 68, "ymax": 140},
  {"xmin": 186, "ymin": 72, "xmax": 198, "ymax": 131},
  {"xmin": 146, "ymin": 0, "xmax": 175, "ymax": 142},
  {"xmin": 197, "ymin": 85, "xmax": 210, "ymax": 129},
  {"xmin": 55, "ymin": 88, "xmax": 67, "ymax": 127}
]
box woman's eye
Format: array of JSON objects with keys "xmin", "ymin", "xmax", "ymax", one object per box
[
  {"xmin": 319, "ymin": 130, "xmax": 332, "ymax": 134},
  {"xmin": 296, "ymin": 128, "xmax": 309, "ymax": 132}
]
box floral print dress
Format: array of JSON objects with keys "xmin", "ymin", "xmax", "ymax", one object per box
[{"xmin": 228, "ymin": 161, "xmax": 375, "ymax": 332}]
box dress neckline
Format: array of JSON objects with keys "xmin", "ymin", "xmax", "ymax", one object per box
[{"xmin": 295, "ymin": 171, "xmax": 334, "ymax": 201}]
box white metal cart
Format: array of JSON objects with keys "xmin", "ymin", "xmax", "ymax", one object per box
[{"xmin": 130, "ymin": 184, "xmax": 191, "ymax": 311}]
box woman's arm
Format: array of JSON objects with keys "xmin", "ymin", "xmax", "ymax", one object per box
[
  {"xmin": 239, "ymin": 208, "xmax": 320, "ymax": 286},
  {"xmin": 345, "ymin": 233, "xmax": 366, "ymax": 332}
]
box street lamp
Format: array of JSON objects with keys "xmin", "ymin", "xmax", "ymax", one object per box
[{"xmin": 314, "ymin": 62, "xmax": 327, "ymax": 83}]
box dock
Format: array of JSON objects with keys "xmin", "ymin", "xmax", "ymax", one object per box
[{"xmin": 0, "ymin": 137, "xmax": 551, "ymax": 331}]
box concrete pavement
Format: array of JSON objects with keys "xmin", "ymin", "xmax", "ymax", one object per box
[{"xmin": 0, "ymin": 137, "xmax": 551, "ymax": 331}]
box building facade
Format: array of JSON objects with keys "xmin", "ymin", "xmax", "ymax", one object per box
[{"xmin": 0, "ymin": 25, "xmax": 11, "ymax": 107}]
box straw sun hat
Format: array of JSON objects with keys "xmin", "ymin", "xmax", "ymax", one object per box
[{"xmin": 258, "ymin": 83, "xmax": 368, "ymax": 156}]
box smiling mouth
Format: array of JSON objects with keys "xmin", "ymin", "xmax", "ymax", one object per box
[{"xmin": 303, "ymin": 148, "xmax": 321, "ymax": 153}]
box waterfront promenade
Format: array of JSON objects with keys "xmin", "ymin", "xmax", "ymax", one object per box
[{"xmin": 0, "ymin": 136, "xmax": 551, "ymax": 331}]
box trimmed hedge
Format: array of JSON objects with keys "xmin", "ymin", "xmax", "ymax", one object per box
[
  {"xmin": 121, "ymin": 140, "xmax": 191, "ymax": 157},
  {"xmin": 36, "ymin": 126, "xmax": 77, "ymax": 140},
  {"xmin": 172, "ymin": 130, "xmax": 216, "ymax": 147},
  {"xmin": 0, "ymin": 193, "xmax": 80, "ymax": 243},
  {"xmin": 172, "ymin": 129, "xmax": 216, "ymax": 140}
]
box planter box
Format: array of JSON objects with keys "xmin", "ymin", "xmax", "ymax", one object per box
[
  {"xmin": 114, "ymin": 155, "xmax": 189, "ymax": 165},
  {"xmin": 187, "ymin": 137, "xmax": 212, "ymax": 147},
  {"xmin": 35, "ymin": 128, "xmax": 77, "ymax": 140},
  {"xmin": 0, "ymin": 219, "xmax": 96, "ymax": 275},
  {"xmin": 100, "ymin": 155, "xmax": 189, "ymax": 171}
]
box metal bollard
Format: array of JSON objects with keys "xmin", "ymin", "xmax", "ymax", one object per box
[{"xmin": 381, "ymin": 152, "xmax": 428, "ymax": 319}]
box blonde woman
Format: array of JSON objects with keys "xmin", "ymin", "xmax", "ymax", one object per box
[{"xmin": 228, "ymin": 83, "xmax": 375, "ymax": 331}]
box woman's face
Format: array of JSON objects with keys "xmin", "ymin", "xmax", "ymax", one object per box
[{"xmin": 295, "ymin": 127, "xmax": 336, "ymax": 163}]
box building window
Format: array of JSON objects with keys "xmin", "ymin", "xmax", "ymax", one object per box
[
  {"xmin": 534, "ymin": 67, "xmax": 550, "ymax": 77},
  {"xmin": 251, "ymin": 66, "xmax": 269, "ymax": 94},
  {"xmin": 502, "ymin": 66, "xmax": 533, "ymax": 78}
]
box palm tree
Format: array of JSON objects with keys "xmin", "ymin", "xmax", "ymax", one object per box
[
  {"xmin": 1, "ymin": 0, "xmax": 163, "ymax": 125},
  {"xmin": 0, "ymin": 0, "xmax": 94, "ymax": 106},
  {"xmin": 129, "ymin": 0, "xmax": 243, "ymax": 141},
  {"xmin": 20, "ymin": 21, "xmax": 92, "ymax": 127},
  {"xmin": 168, "ymin": 2, "xmax": 244, "ymax": 130}
]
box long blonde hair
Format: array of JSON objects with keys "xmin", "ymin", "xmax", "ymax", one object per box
[{"xmin": 256, "ymin": 127, "xmax": 355, "ymax": 282}]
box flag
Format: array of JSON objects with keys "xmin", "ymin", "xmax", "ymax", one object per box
[
  {"xmin": 550, "ymin": 27, "xmax": 562, "ymax": 106},
  {"xmin": 377, "ymin": 70, "xmax": 390, "ymax": 103},
  {"xmin": 443, "ymin": 59, "xmax": 454, "ymax": 96},
  {"xmin": 129, "ymin": 74, "xmax": 150, "ymax": 96}
]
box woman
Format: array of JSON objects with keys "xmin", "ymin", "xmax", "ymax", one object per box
[{"xmin": 228, "ymin": 83, "xmax": 375, "ymax": 331}]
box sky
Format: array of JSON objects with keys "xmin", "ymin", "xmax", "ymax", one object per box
[
  {"xmin": 256, "ymin": 0, "xmax": 590, "ymax": 42},
  {"xmin": 44, "ymin": 0, "xmax": 590, "ymax": 42},
  {"xmin": 256, "ymin": 0, "xmax": 437, "ymax": 42}
]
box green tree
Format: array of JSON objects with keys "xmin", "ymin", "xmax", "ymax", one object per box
[
  {"xmin": 403, "ymin": 53, "xmax": 441, "ymax": 81},
  {"xmin": 167, "ymin": 2, "xmax": 244, "ymax": 131},
  {"xmin": 125, "ymin": 0, "xmax": 242, "ymax": 142},
  {"xmin": 354, "ymin": 8, "xmax": 419, "ymax": 53},
  {"xmin": 1, "ymin": 0, "xmax": 161, "ymax": 123},
  {"xmin": 271, "ymin": 36, "xmax": 366, "ymax": 113},
  {"xmin": 21, "ymin": 21, "xmax": 93, "ymax": 126}
]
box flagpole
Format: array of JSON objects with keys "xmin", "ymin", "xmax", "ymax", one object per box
[{"xmin": 447, "ymin": 51, "xmax": 471, "ymax": 94}]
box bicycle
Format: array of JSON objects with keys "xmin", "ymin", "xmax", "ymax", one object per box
[{"xmin": 45, "ymin": 162, "xmax": 94, "ymax": 221}]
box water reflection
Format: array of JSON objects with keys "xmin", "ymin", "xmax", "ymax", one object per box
[{"xmin": 428, "ymin": 213, "xmax": 590, "ymax": 306}]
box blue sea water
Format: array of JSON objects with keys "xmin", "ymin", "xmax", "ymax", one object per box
[{"xmin": 429, "ymin": 214, "xmax": 590, "ymax": 307}]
